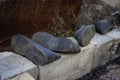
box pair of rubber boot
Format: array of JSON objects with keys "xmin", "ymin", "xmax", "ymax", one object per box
[
  {"xmin": 11, "ymin": 18, "xmax": 115, "ymax": 65},
  {"xmin": 94, "ymin": 10, "xmax": 120, "ymax": 34},
  {"xmin": 94, "ymin": 18, "xmax": 114, "ymax": 34},
  {"xmin": 75, "ymin": 16, "xmax": 115, "ymax": 46},
  {"xmin": 12, "ymin": 18, "xmax": 115, "ymax": 65},
  {"xmin": 11, "ymin": 33, "xmax": 81, "ymax": 65},
  {"xmin": 11, "ymin": 34, "xmax": 81, "ymax": 65},
  {"xmin": 11, "ymin": 24, "xmax": 96, "ymax": 65}
]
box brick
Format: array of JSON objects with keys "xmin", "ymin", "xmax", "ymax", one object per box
[
  {"xmin": 0, "ymin": 52, "xmax": 37, "ymax": 80},
  {"xmin": 93, "ymin": 42, "xmax": 113, "ymax": 68}
]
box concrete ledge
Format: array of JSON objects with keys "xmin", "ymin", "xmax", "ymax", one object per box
[
  {"xmin": 90, "ymin": 33, "xmax": 114, "ymax": 67},
  {"xmin": 106, "ymin": 29, "xmax": 120, "ymax": 41},
  {"xmin": 38, "ymin": 30, "xmax": 120, "ymax": 80},
  {"xmin": 0, "ymin": 52, "xmax": 38, "ymax": 80},
  {"xmin": 91, "ymin": 30, "xmax": 120, "ymax": 68},
  {"xmin": 1, "ymin": 30, "xmax": 120, "ymax": 80},
  {"xmin": 38, "ymin": 42, "xmax": 94, "ymax": 80},
  {"xmin": 90, "ymin": 33, "xmax": 113, "ymax": 46}
]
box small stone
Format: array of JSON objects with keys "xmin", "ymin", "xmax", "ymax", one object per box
[
  {"xmin": 11, "ymin": 34, "xmax": 61, "ymax": 65},
  {"xmin": 74, "ymin": 24, "xmax": 95, "ymax": 47},
  {"xmin": 95, "ymin": 18, "xmax": 113, "ymax": 34},
  {"xmin": 32, "ymin": 32, "xmax": 80, "ymax": 53},
  {"xmin": 98, "ymin": 65, "xmax": 120, "ymax": 80}
]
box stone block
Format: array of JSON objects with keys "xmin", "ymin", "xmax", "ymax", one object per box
[
  {"xmin": 38, "ymin": 38, "xmax": 94, "ymax": 80},
  {"xmin": 106, "ymin": 29, "xmax": 120, "ymax": 40},
  {"xmin": 0, "ymin": 52, "xmax": 38, "ymax": 80},
  {"xmin": 90, "ymin": 33, "xmax": 113, "ymax": 46},
  {"xmin": 93, "ymin": 42, "xmax": 113, "ymax": 68},
  {"xmin": 90, "ymin": 33, "xmax": 114, "ymax": 68},
  {"xmin": 8, "ymin": 72, "xmax": 35, "ymax": 80},
  {"xmin": 106, "ymin": 29, "xmax": 120, "ymax": 60}
]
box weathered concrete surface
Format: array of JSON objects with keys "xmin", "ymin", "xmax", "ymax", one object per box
[
  {"xmin": 91, "ymin": 33, "xmax": 114, "ymax": 68},
  {"xmin": 93, "ymin": 42, "xmax": 113, "ymax": 68},
  {"xmin": 106, "ymin": 29, "xmax": 120, "ymax": 40},
  {"xmin": 90, "ymin": 33, "xmax": 113, "ymax": 46},
  {"xmin": 38, "ymin": 38, "xmax": 94, "ymax": 80},
  {"xmin": 90, "ymin": 29, "xmax": 120, "ymax": 68},
  {"xmin": 8, "ymin": 72, "xmax": 35, "ymax": 80},
  {"xmin": 0, "ymin": 52, "xmax": 38, "ymax": 80},
  {"xmin": 106, "ymin": 29, "xmax": 120, "ymax": 60}
]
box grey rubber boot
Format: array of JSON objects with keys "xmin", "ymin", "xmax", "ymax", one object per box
[
  {"xmin": 95, "ymin": 18, "xmax": 113, "ymax": 34},
  {"xmin": 74, "ymin": 24, "xmax": 95, "ymax": 47},
  {"xmin": 32, "ymin": 32, "xmax": 80, "ymax": 53},
  {"xmin": 11, "ymin": 34, "xmax": 61, "ymax": 65}
]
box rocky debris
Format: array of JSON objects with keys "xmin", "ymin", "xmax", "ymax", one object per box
[
  {"xmin": 74, "ymin": 24, "xmax": 95, "ymax": 47},
  {"xmin": 32, "ymin": 32, "xmax": 80, "ymax": 53},
  {"xmin": 11, "ymin": 34, "xmax": 61, "ymax": 65},
  {"xmin": 111, "ymin": 10, "xmax": 120, "ymax": 27},
  {"xmin": 98, "ymin": 65, "xmax": 120, "ymax": 80},
  {"xmin": 94, "ymin": 18, "xmax": 114, "ymax": 34}
]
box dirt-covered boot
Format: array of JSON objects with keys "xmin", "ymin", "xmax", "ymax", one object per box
[
  {"xmin": 32, "ymin": 32, "xmax": 80, "ymax": 53},
  {"xmin": 74, "ymin": 24, "xmax": 95, "ymax": 47},
  {"xmin": 11, "ymin": 34, "xmax": 61, "ymax": 65},
  {"xmin": 95, "ymin": 18, "xmax": 113, "ymax": 34}
]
